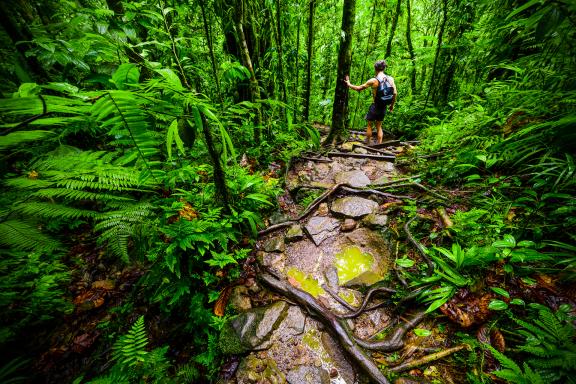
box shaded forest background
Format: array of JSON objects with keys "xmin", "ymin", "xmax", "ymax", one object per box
[{"xmin": 0, "ymin": 0, "xmax": 575, "ymax": 382}]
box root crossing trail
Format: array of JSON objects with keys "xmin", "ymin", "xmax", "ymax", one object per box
[{"xmin": 218, "ymin": 136, "xmax": 454, "ymax": 384}]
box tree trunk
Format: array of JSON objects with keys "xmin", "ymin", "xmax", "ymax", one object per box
[
  {"xmin": 293, "ymin": 14, "xmax": 301, "ymax": 123},
  {"xmin": 352, "ymin": 0, "xmax": 377, "ymax": 127},
  {"xmin": 274, "ymin": 0, "xmax": 287, "ymax": 109},
  {"xmin": 385, "ymin": 0, "xmax": 402, "ymax": 58},
  {"xmin": 199, "ymin": 0, "xmax": 222, "ymax": 103},
  {"xmin": 425, "ymin": 0, "xmax": 448, "ymax": 108},
  {"xmin": 302, "ymin": 0, "xmax": 316, "ymax": 122},
  {"xmin": 405, "ymin": 0, "xmax": 416, "ymax": 94},
  {"xmin": 326, "ymin": 0, "xmax": 356, "ymax": 145},
  {"xmin": 234, "ymin": 0, "xmax": 263, "ymax": 144}
]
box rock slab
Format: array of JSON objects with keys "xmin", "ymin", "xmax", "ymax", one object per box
[
  {"xmin": 304, "ymin": 216, "xmax": 340, "ymax": 245},
  {"xmin": 335, "ymin": 170, "xmax": 371, "ymax": 188},
  {"xmin": 331, "ymin": 196, "xmax": 379, "ymax": 219}
]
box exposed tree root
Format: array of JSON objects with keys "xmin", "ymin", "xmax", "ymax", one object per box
[
  {"xmin": 351, "ymin": 143, "xmax": 396, "ymax": 156},
  {"xmin": 404, "ymin": 215, "xmax": 434, "ymax": 276},
  {"xmin": 340, "ymin": 186, "xmax": 414, "ymax": 200},
  {"xmin": 327, "ymin": 151, "xmax": 396, "ymax": 161},
  {"xmin": 260, "ymin": 270, "xmax": 391, "ymax": 384},
  {"xmin": 322, "ymin": 284, "xmax": 397, "ymax": 319},
  {"xmin": 370, "ymin": 175, "xmax": 422, "ymax": 187},
  {"xmin": 388, "ymin": 344, "xmax": 468, "ymax": 373},
  {"xmin": 298, "ymin": 156, "xmax": 333, "ymax": 163},
  {"xmin": 354, "ymin": 310, "xmax": 427, "ymax": 352},
  {"xmin": 374, "ymin": 180, "xmax": 448, "ymax": 201}
]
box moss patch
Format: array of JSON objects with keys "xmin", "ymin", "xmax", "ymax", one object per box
[{"xmin": 287, "ymin": 267, "xmax": 325, "ymax": 298}]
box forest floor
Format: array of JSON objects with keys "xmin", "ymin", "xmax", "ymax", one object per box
[{"xmin": 219, "ymin": 133, "xmax": 467, "ymax": 384}]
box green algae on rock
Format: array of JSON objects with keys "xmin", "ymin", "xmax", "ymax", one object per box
[
  {"xmin": 287, "ymin": 267, "xmax": 326, "ymax": 298},
  {"xmin": 335, "ymin": 246, "xmax": 384, "ymax": 286}
]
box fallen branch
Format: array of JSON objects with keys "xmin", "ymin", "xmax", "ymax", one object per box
[
  {"xmin": 298, "ymin": 156, "xmax": 333, "ymax": 163},
  {"xmin": 371, "ymin": 140, "xmax": 401, "ymax": 148},
  {"xmin": 260, "ymin": 270, "xmax": 391, "ymax": 384},
  {"xmin": 403, "ymin": 215, "xmax": 434, "ymax": 276},
  {"xmin": 388, "ymin": 344, "xmax": 468, "ymax": 373},
  {"xmin": 327, "ymin": 151, "xmax": 395, "ymax": 161},
  {"xmin": 340, "ymin": 186, "xmax": 414, "ymax": 200},
  {"xmin": 373, "ymin": 181, "xmax": 448, "ymax": 201},
  {"xmin": 354, "ymin": 310, "xmax": 427, "ymax": 352},
  {"xmin": 257, "ymin": 221, "xmax": 297, "ymax": 237},
  {"xmin": 370, "ymin": 175, "xmax": 421, "ymax": 188}
]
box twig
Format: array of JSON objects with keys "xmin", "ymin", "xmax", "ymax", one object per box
[
  {"xmin": 388, "ymin": 344, "xmax": 468, "ymax": 373},
  {"xmin": 403, "ymin": 215, "xmax": 434, "ymax": 276},
  {"xmin": 354, "ymin": 310, "xmax": 427, "ymax": 352},
  {"xmin": 260, "ymin": 271, "xmax": 391, "ymax": 384}
]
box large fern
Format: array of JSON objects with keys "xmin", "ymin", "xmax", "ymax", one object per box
[{"xmin": 112, "ymin": 316, "xmax": 149, "ymax": 366}]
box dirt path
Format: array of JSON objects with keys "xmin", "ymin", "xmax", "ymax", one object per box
[{"xmin": 218, "ymin": 137, "xmax": 459, "ymax": 384}]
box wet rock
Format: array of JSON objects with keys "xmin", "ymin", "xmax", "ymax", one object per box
[
  {"xmin": 304, "ymin": 216, "xmax": 340, "ymax": 246},
  {"xmin": 230, "ymin": 285, "xmax": 252, "ymax": 312},
  {"xmin": 257, "ymin": 252, "xmax": 286, "ymax": 275},
  {"xmin": 219, "ymin": 301, "xmax": 288, "ymax": 354},
  {"xmin": 323, "ymin": 266, "xmax": 339, "ymax": 290},
  {"xmin": 340, "ymin": 141, "xmax": 362, "ymax": 152},
  {"xmin": 335, "ymin": 244, "xmax": 386, "ymax": 287},
  {"xmin": 285, "ymin": 225, "xmax": 304, "ymax": 242},
  {"xmin": 317, "ymin": 202, "xmax": 329, "ymax": 216},
  {"xmin": 331, "ymin": 196, "xmax": 379, "ymax": 219},
  {"xmin": 275, "ymin": 305, "xmax": 306, "ymax": 339},
  {"xmin": 269, "ymin": 210, "xmax": 292, "ymax": 225},
  {"xmin": 286, "ymin": 365, "xmax": 330, "ymax": 384},
  {"xmin": 362, "ymin": 213, "xmax": 389, "ymax": 228},
  {"xmin": 321, "ymin": 332, "xmax": 356, "ymax": 384},
  {"xmin": 264, "ymin": 236, "xmax": 285, "ymax": 253},
  {"xmin": 335, "ymin": 170, "xmax": 371, "ymax": 188},
  {"xmin": 341, "ymin": 218, "xmax": 357, "ymax": 232},
  {"xmin": 353, "ymin": 147, "xmax": 368, "ymax": 154}
]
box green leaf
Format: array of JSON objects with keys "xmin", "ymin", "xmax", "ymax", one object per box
[
  {"xmin": 489, "ymin": 299, "xmax": 509, "ymax": 311},
  {"xmin": 112, "ymin": 63, "xmax": 140, "ymax": 90},
  {"xmin": 414, "ymin": 328, "xmax": 432, "ymax": 337},
  {"xmin": 492, "ymin": 234, "xmax": 516, "ymax": 248},
  {"xmin": 510, "ymin": 298, "xmax": 525, "ymax": 306},
  {"xmin": 166, "ymin": 118, "xmax": 185, "ymax": 160},
  {"xmin": 396, "ymin": 257, "xmax": 415, "ymax": 268},
  {"xmin": 490, "ymin": 287, "xmax": 510, "ymax": 298}
]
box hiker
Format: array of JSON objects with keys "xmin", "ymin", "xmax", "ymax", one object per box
[{"xmin": 344, "ymin": 60, "xmax": 397, "ymax": 145}]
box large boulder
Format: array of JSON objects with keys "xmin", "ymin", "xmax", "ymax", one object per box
[
  {"xmin": 331, "ymin": 196, "xmax": 379, "ymax": 219},
  {"xmin": 219, "ymin": 301, "xmax": 289, "ymax": 354}
]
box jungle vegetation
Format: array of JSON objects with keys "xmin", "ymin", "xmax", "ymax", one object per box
[{"xmin": 0, "ymin": 0, "xmax": 574, "ymax": 382}]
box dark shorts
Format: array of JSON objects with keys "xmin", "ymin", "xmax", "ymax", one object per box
[{"xmin": 365, "ymin": 103, "xmax": 386, "ymax": 121}]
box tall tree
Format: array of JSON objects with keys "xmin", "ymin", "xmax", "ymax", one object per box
[
  {"xmin": 293, "ymin": 12, "xmax": 302, "ymax": 122},
  {"xmin": 199, "ymin": 0, "xmax": 223, "ymax": 103},
  {"xmin": 233, "ymin": 0, "xmax": 263, "ymax": 143},
  {"xmin": 405, "ymin": 0, "xmax": 416, "ymax": 94},
  {"xmin": 385, "ymin": 0, "xmax": 402, "ymax": 58},
  {"xmin": 302, "ymin": 0, "xmax": 316, "ymax": 122},
  {"xmin": 425, "ymin": 0, "xmax": 448, "ymax": 108},
  {"xmin": 274, "ymin": 0, "xmax": 288, "ymax": 108},
  {"xmin": 326, "ymin": 0, "xmax": 356, "ymax": 145}
]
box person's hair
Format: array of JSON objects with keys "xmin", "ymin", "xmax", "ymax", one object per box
[{"xmin": 374, "ymin": 60, "xmax": 387, "ymax": 72}]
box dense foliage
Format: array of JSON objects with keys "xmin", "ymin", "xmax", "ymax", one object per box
[{"xmin": 0, "ymin": 0, "xmax": 574, "ymax": 382}]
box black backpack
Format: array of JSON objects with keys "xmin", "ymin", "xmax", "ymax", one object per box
[{"xmin": 375, "ymin": 76, "xmax": 394, "ymax": 106}]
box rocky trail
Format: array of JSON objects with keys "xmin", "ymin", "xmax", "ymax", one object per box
[{"xmin": 218, "ymin": 135, "xmax": 462, "ymax": 384}]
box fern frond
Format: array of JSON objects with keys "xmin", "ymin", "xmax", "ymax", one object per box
[
  {"xmin": 14, "ymin": 202, "xmax": 100, "ymax": 220},
  {"xmin": 0, "ymin": 220, "xmax": 60, "ymax": 251},
  {"xmin": 31, "ymin": 189, "xmax": 135, "ymax": 202},
  {"xmin": 113, "ymin": 316, "xmax": 148, "ymax": 367}
]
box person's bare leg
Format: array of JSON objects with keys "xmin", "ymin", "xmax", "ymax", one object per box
[
  {"xmin": 376, "ymin": 120, "xmax": 383, "ymax": 144},
  {"xmin": 366, "ymin": 120, "xmax": 373, "ymax": 145}
]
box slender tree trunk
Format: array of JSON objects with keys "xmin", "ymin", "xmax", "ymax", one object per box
[
  {"xmin": 385, "ymin": 0, "xmax": 402, "ymax": 58},
  {"xmin": 274, "ymin": 0, "xmax": 287, "ymax": 108},
  {"xmin": 199, "ymin": 0, "xmax": 222, "ymax": 103},
  {"xmin": 234, "ymin": 0, "xmax": 263, "ymax": 143},
  {"xmin": 405, "ymin": 0, "xmax": 416, "ymax": 94},
  {"xmin": 425, "ymin": 0, "xmax": 448, "ymax": 108},
  {"xmin": 302, "ymin": 0, "xmax": 316, "ymax": 122},
  {"xmin": 326, "ymin": 0, "xmax": 356, "ymax": 145},
  {"xmin": 352, "ymin": 0, "xmax": 377, "ymax": 127},
  {"xmin": 293, "ymin": 14, "xmax": 301, "ymax": 122}
]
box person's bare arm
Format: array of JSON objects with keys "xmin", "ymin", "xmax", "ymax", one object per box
[{"xmin": 344, "ymin": 75, "xmax": 375, "ymax": 92}]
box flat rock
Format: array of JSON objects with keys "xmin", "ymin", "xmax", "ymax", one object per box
[
  {"xmin": 269, "ymin": 210, "xmax": 292, "ymax": 225},
  {"xmin": 285, "ymin": 225, "xmax": 304, "ymax": 242},
  {"xmin": 264, "ymin": 236, "xmax": 285, "ymax": 252},
  {"xmin": 286, "ymin": 365, "xmax": 330, "ymax": 384},
  {"xmin": 362, "ymin": 213, "xmax": 389, "ymax": 228},
  {"xmin": 353, "ymin": 147, "xmax": 368, "ymax": 154},
  {"xmin": 331, "ymin": 196, "xmax": 379, "ymax": 219},
  {"xmin": 229, "ymin": 285, "xmax": 252, "ymax": 312},
  {"xmin": 304, "ymin": 216, "xmax": 340, "ymax": 246},
  {"xmin": 334, "ymin": 170, "xmax": 371, "ymax": 188}
]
